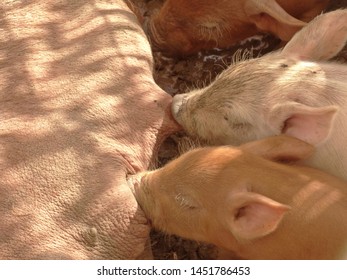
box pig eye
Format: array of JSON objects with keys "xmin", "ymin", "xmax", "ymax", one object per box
[{"xmin": 175, "ymin": 193, "xmax": 199, "ymax": 210}]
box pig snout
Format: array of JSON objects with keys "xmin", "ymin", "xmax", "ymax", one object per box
[{"xmin": 171, "ymin": 93, "xmax": 187, "ymax": 120}]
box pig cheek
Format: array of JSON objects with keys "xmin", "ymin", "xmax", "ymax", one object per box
[
  {"xmin": 172, "ymin": 101, "xmax": 196, "ymax": 134},
  {"xmin": 189, "ymin": 111, "xmax": 226, "ymax": 142},
  {"xmin": 165, "ymin": 30, "xmax": 194, "ymax": 56},
  {"xmin": 164, "ymin": 193, "xmax": 204, "ymax": 235}
]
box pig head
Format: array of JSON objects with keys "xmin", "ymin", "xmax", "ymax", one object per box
[
  {"xmin": 0, "ymin": 0, "xmax": 179, "ymax": 259},
  {"xmin": 147, "ymin": 0, "xmax": 330, "ymax": 56},
  {"xmin": 172, "ymin": 9, "xmax": 347, "ymax": 181},
  {"xmin": 133, "ymin": 135, "xmax": 347, "ymax": 259}
]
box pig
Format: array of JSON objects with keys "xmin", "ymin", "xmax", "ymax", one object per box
[
  {"xmin": 131, "ymin": 135, "xmax": 347, "ymax": 259},
  {"xmin": 147, "ymin": 0, "xmax": 330, "ymax": 56},
  {"xmin": 172, "ymin": 9, "xmax": 347, "ymax": 181},
  {"xmin": 0, "ymin": 0, "xmax": 179, "ymax": 259}
]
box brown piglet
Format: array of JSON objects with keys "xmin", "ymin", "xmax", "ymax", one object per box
[
  {"xmin": 147, "ymin": 0, "xmax": 329, "ymax": 55},
  {"xmin": 132, "ymin": 135, "xmax": 347, "ymax": 259}
]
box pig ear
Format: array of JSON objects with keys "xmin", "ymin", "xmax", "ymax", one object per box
[
  {"xmin": 244, "ymin": 0, "xmax": 306, "ymax": 41},
  {"xmin": 282, "ymin": 10, "xmax": 347, "ymax": 60},
  {"xmin": 228, "ymin": 192, "xmax": 290, "ymax": 240},
  {"xmin": 268, "ymin": 102, "xmax": 338, "ymax": 146},
  {"xmin": 240, "ymin": 135, "xmax": 314, "ymax": 162}
]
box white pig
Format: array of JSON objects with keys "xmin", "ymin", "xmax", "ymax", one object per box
[{"xmin": 172, "ymin": 9, "xmax": 347, "ymax": 181}]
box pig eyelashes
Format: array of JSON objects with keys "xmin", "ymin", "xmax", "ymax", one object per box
[
  {"xmin": 230, "ymin": 121, "xmax": 252, "ymax": 130},
  {"xmin": 174, "ymin": 193, "xmax": 200, "ymax": 210}
]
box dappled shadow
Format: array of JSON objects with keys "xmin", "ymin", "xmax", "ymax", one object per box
[
  {"xmin": 3, "ymin": 0, "xmax": 345, "ymax": 260},
  {"xmin": 0, "ymin": 0, "xmax": 179, "ymax": 259}
]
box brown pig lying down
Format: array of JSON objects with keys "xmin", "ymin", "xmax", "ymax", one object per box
[
  {"xmin": 132, "ymin": 136, "xmax": 347, "ymax": 259},
  {"xmin": 172, "ymin": 9, "xmax": 347, "ymax": 181},
  {"xmin": 0, "ymin": 0, "xmax": 179, "ymax": 259},
  {"xmin": 147, "ymin": 0, "xmax": 330, "ymax": 55}
]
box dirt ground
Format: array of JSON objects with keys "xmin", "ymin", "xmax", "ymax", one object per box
[{"xmin": 128, "ymin": 0, "xmax": 347, "ymax": 259}]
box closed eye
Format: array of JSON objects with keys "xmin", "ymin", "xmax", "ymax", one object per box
[{"xmin": 232, "ymin": 122, "xmax": 252, "ymax": 129}]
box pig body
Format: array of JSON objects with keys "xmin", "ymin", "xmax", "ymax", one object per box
[
  {"xmin": 0, "ymin": 0, "xmax": 179, "ymax": 259},
  {"xmin": 148, "ymin": 0, "xmax": 330, "ymax": 55},
  {"xmin": 172, "ymin": 9, "xmax": 347, "ymax": 181},
  {"xmin": 132, "ymin": 136, "xmax": 347, "ymax": 259}
]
